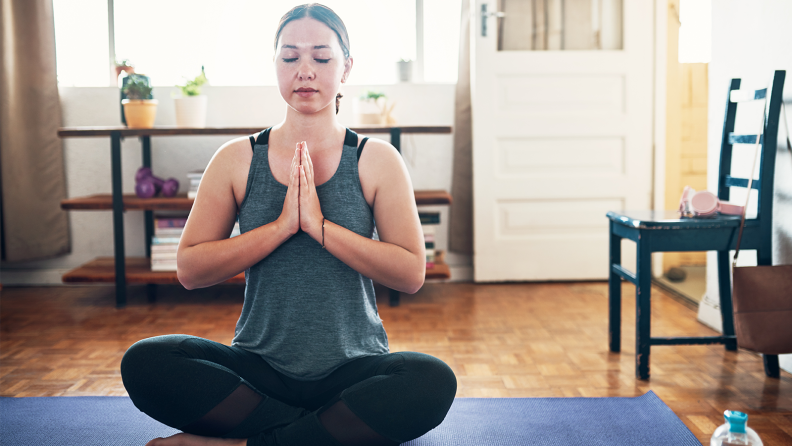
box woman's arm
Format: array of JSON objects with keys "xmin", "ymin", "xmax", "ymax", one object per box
[
  {"xmin": 177, "ymin": 139, "xmax": 302, "ymax": 290},
  {"xmin": 298, "ymin": 139, "xmax": 426, "ymax": 294}
]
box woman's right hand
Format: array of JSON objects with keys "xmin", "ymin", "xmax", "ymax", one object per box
[{"xmin": 277, "ymin": 144, "xmax": 301, "ymax": 236}]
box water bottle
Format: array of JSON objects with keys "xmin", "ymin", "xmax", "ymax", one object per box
[{"xmin": 710, "ymin": 410, "xmax": 763, "ymax": 446}]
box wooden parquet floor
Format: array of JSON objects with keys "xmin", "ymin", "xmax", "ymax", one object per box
[{"xmin": 1, "ymin": 282, "xmax": 791, "ymax": 445}]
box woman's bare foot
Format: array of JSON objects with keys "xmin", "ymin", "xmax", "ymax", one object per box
[{"xmin": 145, "ymin": 433, "xmax": 247, "ymax": 446}]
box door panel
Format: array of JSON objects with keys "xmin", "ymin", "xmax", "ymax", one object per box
[{"xmin": 472, "ymin": 0, "xmax": 653, "ymax": 281}]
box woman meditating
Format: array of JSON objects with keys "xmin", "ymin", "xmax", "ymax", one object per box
[{"xmin": 120, "ymin": 3, "xmax": 457, "ymax": 446}]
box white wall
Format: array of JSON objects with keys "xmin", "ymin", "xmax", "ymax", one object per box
[
  {"xmin": 0, "ymin": 84, "xmax": 472, "ymax": 283},
  {"xmin": 698, "ymin": 0, "xmax": 792, "ymax": 374}
]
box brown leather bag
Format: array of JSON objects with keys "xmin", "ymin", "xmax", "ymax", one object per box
[{"xmin": 730, "ymin": 102, "xmax": 792, "ymax": 355}]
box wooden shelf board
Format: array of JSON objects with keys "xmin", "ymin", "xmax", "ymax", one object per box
[
  {"xmin": 62, "ymin": 257, "xmax": 245, "ymax": 285},
  {"xmin": 62, "ymin": 257, "xmax": 448, "ymax": 284},
  {"xmin": 62, "ymin": 190, "xmax": 451, "ymax": 210},
  {"xmin": 58, "ymin": 125, "xmax": 452, "ymax": 138},
  {"xmin": 425, "ymin": 262, "xmax": 451, "ymax": 280}
]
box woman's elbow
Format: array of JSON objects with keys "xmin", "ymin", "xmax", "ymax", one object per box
[
  {"xmin": 404, "ymin": 265, "xmax": 425, "ymax": 294},
  {"xmin": 177, "ymin": 267, "xmax": 196, "ymax": 290},
  {"xmin": 176, "ymin": 254, "xmax": 198, "ymax": 290}
]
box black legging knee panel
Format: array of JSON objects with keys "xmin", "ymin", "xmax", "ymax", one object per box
[{"xmin": 120, "ymin": 335, "xmax": 457, "ymax": 444}]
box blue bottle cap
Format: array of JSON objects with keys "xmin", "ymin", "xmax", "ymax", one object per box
[{"xmin": 724, "ymin": 410, "xmax": 747, "ymax": 434}]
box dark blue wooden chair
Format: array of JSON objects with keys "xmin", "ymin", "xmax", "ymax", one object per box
[{"xmin": 606, "ymin": 70, "xmax": 785, "ymax": 380}]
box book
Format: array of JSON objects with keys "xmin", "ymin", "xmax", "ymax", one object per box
[
  {"xmin": 154, "ymin": 228, "xmax": 184, "ymax": 236},
  {"xmin": 151, "ymin": 262, "xmax": 177, "ymax": 272},
  {"xmin": 152, "ymin": 237, "xmax": 181, "ymax": 244},
  {"xmin": 151, "ymin": 252, "xmax": 177, "ymax": 260},
  {"xmin": 151, "ymin": 244, "xmax": 178, "ymax": 252},
  {"xmin": 188, "ymin": 191, "xmax": 198, "ymax": 199},
  {"xmin": 155, "ymin": 217, "xmax": 187, "ymax": 228},
  {"xmin": 421, "ymin": 225, "xmax": 436, "ymax": 235},
  {"xmin": 418, "ymin": 212, "xmax": 440, "ymax": 225}
]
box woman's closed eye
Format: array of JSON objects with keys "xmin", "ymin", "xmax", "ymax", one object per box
[{"xmin": 282, "ymin": 58, "xmax": 331, "ymax": 63}]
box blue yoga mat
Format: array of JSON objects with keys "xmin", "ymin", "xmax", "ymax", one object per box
[{"xmin": 1, "ymin": 391, "xmax": 699, "ymax": 445}]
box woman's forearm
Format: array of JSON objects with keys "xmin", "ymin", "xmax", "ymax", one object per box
[
  {"xmin": 177, "ymin": 220, "xmax": 292, "ymax": 290},
  {"xmin": 321, "ymin": 220, "xmax": 425, "ymax": 294}
]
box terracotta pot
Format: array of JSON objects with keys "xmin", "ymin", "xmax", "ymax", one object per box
[
  {"xmin": 122, "ymin": 99, "xmax": 158, "ymax": 128},
  {"xmin": 115, "ymin": 65, "xmax": 135, "ymax": 79}
]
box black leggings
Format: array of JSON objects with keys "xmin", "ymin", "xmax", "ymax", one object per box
[{"xmin": 120, "ymin": 335, "xmax": 457, "ymax": 445}]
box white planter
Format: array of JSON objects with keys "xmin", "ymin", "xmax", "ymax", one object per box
[
  {"xmin": 174, "ymin": 95, "xmax": 208, "ymax": 128},
  {"xmin": 397, "ymin": 60, "xmax": 412, "ymax": 83},
  {"xmin": 353, "ymin": 97, "xmax": 384, "ymax": 126}
]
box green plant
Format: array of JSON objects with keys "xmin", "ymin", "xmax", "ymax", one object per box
[
  {"xmin": 360, "ymin": 90, "xmax": 386, "ymax": 101},
  {"xmin": 123, "ymin": 75, "xmax": 152, "ymax": 100},
  {"xmin": 114, "ymin": 58, "xmax": 133, "ymax": 68},
  {"xmin": 178, "ymin": 66, "xmax": 208, "ymax": 96}
]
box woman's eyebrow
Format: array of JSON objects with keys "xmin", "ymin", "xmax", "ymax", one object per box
[{"xmin": 282, "ymin": 44, "xmax": 331, "ymax": 49}]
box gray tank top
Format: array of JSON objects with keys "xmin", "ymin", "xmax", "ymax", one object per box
[{"xmin": 233, "ymin": 128, "xmax": 389, "ymax": 381}]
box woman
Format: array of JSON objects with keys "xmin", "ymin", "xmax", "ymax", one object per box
[{"xmin": 120, "ymin": 4, "xmax": 457, "ymax": 446}]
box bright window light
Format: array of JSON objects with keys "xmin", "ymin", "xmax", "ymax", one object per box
[
  {"xmin": 423, "ymin": 0, "xmax": 461, "ymax": 83},
  {"xmin": 53, "ymin": 0, "xmax": 110, "ymax": 87},
  {"xmin": 53, "ymin": 1, "xmax": 460, "ymax": 87},
  {"xmin": 678, "ymin": 0, "xmax": 711, "ymax": 63}
]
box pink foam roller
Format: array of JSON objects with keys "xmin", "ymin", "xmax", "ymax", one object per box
[
  {"xmin": 691, "ymin": 191, "xmax": 718, "ymax": 216},
  {"xmin": 719, "ymin": 201, "xmax": 745, "ymax": 216}
]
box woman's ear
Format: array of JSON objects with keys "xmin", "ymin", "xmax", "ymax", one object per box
[{"xmin": 342, "ymin": 57, "xmax": 353, "ymax": 83}]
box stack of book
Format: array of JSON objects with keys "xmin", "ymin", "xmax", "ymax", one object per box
[
  {"xmin": 151, "ymin": 217, "xmax": 186, "ymax": 271},
  {"xmin": 420, "ymin": 212, "xmax": 440, "ymax": 268},
  {"xmin": 150, "ymin": 217, "xmax": 241, "ymax": 272},
  {"xmin": 187, "ymin": 170, "xmax": 204, "ymax": 199}
]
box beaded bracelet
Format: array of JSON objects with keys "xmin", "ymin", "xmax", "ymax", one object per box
[{"xmin": 321, "ymin": 218, "xmax": 326, "ymax": 249}]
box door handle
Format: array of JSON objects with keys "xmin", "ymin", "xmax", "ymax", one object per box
[{"xmin": 481, "ymin": 3, "xmax": 505, "ymax": 37}]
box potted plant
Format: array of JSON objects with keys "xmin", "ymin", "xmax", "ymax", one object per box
[
  {"xmin": 174, "ymin": 67, "xmax": 209, "ymax": 127},
  {"xmin": 121, "ymin": 74, "xmax": 157, "ymax": 128},
  {"xmin": 354, "ymin": 91, "xmax": 396, "ymax": 125},
  {"xmin": 114, "ymin": 59, "xmax": 135, "ymax": 80},
  {"xmin": 396, "ymin": 58, "xmax": 412, "ymax": 83}
]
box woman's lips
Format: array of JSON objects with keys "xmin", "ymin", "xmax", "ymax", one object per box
[{"xmin": 295, "ymin": 88, "xmax": 317, "ymax": 98}]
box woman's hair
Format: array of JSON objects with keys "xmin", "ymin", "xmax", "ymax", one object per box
[{"xmin": 275, "ymin": 3, "xmax": 350, "ymax": 114}]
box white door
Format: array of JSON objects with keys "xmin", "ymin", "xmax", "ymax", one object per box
[{"xmin": 472, "ymin": 0, "xmax": 654, "ymax": 281}]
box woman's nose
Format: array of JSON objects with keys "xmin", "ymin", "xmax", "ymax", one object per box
[{"xmin": 297, "ymin": 63, "xmax": 315, "ymax": 81}]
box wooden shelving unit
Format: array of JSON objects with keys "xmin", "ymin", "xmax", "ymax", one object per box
[
  {"xmin": 62, "ymin": 257, "xmax": 449, "ymax": 284},
  {"xmin": 61, "ymin": 190, "xmax": 452, "ymax": 210},
  {"xmin": 58, "ymin": 125, "xmax": 452, "ymax": 307}
]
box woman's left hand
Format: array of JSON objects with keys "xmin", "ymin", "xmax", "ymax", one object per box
[{"xmin": 298, "ymin": 141, "xmax": 325, "ymax": 242}]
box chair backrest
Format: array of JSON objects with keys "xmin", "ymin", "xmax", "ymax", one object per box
[{"xmin": 717, "ymin": 70, "xmax": 785, "ymax": 256}]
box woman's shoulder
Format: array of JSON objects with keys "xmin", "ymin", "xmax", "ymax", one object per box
[
  {"xmin": 210, "ymin": 135, "xmax": 256, "ymax": 168},
  {"xmin": 356, "ymin": 135, "xmax": 409, "ymax": 200},
  {"xmin": 356, "ymin": 135, "xmax": 401, "ymax": 167}
]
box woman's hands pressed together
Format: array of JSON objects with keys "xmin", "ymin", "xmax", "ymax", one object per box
[
  {"xmin": 297, "ymin": 142, "xmax": 325, "ymax": 242},
  {"xmin": 276, "ymin": 141, "xmax": 325, "ymax": 244},
  {"xmin": 276, "ymin": 143, "xmax": 302, "ymax": 237}
]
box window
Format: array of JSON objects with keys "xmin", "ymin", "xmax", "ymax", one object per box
[
  {"xmin": 678, "ymin": 0, "xmax": 711, "ymax": 63},
  {"xmin": 54, "ymin": 0, "xmax": 461, "ymax": 87}
]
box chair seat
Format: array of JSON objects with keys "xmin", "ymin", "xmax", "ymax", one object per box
[{"xmin": 607, "ymin": 210, "xmax": 758, "ymax": 230}]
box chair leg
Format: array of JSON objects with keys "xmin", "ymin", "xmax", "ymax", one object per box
[
  {"xmin": 635, "ymin": 239, "xmax": 652, "ymax": 380},
  {"xmin": 608, "ymin": 223, "xmax": 622, "ymax": 353},
  {"xmin": 716, "ymin": 251, "xmax": 738, "ymax": 351},
  {"xmin": 763, "ymin": 354, "xmax": 780, "ymax": 378}
]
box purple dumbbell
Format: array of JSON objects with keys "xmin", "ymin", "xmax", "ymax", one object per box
[{"xmin": 135, "ymin": 167, "xmax": 180, "ymax": 198}]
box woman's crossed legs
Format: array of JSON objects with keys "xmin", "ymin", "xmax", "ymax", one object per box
[{"xmin": 120, "ymin": 335, "xmax": 457, "ymax": 446}]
